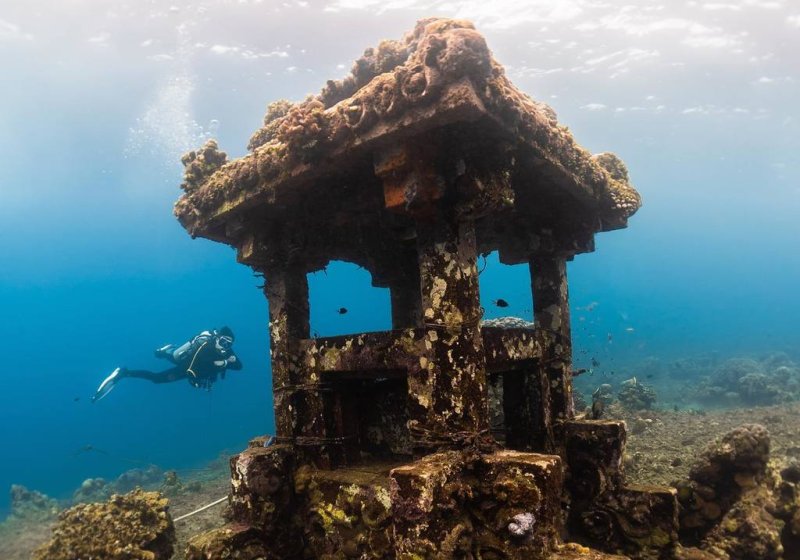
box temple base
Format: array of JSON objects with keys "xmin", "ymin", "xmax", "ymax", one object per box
[{"xmin": 186, "ymin": 436, "xmax": 675, "ymax": 560}]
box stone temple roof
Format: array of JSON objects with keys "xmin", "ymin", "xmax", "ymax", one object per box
[{"xmin": 174, "ymin": 18, "xmax": 641, "ymax": 268}]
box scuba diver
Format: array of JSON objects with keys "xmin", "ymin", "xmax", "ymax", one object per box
[{"xmin": 91, "ymin": 326, "xmax": 242, "ymax": 402}]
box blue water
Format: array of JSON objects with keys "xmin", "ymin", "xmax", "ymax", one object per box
[{"xmin": 1, "ymin": 3, "xmax": 799, "ymax": 519}]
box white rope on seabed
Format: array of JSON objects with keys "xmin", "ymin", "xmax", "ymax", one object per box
[{"xmin": 173, "ymin": 496, "xmax": 229, "ymax": 522}]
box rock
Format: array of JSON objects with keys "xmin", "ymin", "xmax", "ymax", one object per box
[
  {"xmin": 185, "ymin": 524, "xmax": 269, "ymax": 560},
  {"xmin": 115, "ymin": 465, "xmax": 164, "ymax": 493},
  {"xmin": 677, "ymin": 424, "xmax": 787, "ymax": 559},
  {"xmin": 33, "ymin": 489, "xmax": 175, "ymax": 560},
  {"xmin": 690, "ymin": 423, "xmax": 770, "ymax": 487},
  {"xmin": 72, "ymin": 477, "xmax": 112, "ymax": 504},
  {"xmin": 8, "ymin": 484, "xmax": 59, "ymax": 522},
  {"xmin": 780, "ymin": 460, "xmax": 800, "ymax": 484},
  {"xmin": 701, "ymin": 487, "xmax": 783, "ymax": 560}
]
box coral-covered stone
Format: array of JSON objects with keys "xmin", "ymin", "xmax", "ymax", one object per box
[
  {"xmin": 174, "ymin": 18, "xmax": 640, "ymax": 243},
  {"xmin": 185, "ymin": 524, "xmax": 270, "ymax": 560},
  {"xmin": 391, "ymin": 450, "xmax": 564, "ymax": 559},
  {"xmin": 33, "ymin": 489, "xmax": 175, "ymax": 560},
  {"xmin": 229, "ymin": 443, "xmax": 298, "ymax": 557},
  {"xmin": 298, "ymin": 461, "xmax": 395, "ymax": 559}
]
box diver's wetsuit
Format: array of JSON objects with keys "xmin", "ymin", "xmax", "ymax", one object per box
[
  {"xmin": 91, "ymin": 328, "xmax": 243, "ymax": 403},
  {"xmin": 124, "ymin": 332, "xmax": 242, "ymax": 389}
]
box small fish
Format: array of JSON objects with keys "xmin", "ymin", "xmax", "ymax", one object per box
[
  {"xmin": 337, "ymin": 307, "xmax": 348, "ymax": 315},
  {"xmin": 646, "ymin": 374, "xmax": 654, "ymax": 379},
  {"xmin": 493, "ymin": 298, "xmax": 509, "ymax": 308},
  {"xmin": 73, "ymin": 396, "xmax": 81, "ymax": 402},
  {"xmin": 579, "ymin": 301, "xmax": 599, "ymax": 312},
  {"xmin": 673, "ymin": 405, "xmax": 679, "ymax": 412},
  {"xmin": 74, "ymin": 444, "xmax": 96, "ymax": 456},
  {"xmin": 591, "ymin": 357, "xmax": 600, "ymax": 368},
  {"xmin": 573, "ymin": 368, "xmax": 588, "ymax": 377},
  {"xmin": 625, "ymin": 327, "xmax": 635, "ymax": 333},
  {"xmin": 607, "ymin": 333, "xmax": 613, "ymax": 343}
]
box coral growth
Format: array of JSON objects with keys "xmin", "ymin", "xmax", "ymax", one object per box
[
  {"xmin": 248, "ymin": 99, "xmax": 294, "ymax": 151},
  {"xmin": 33, "ymin": 489, "xmax": 175, "ymax": 560},
  {"xmin": 691, "ymin": 356, "xmax": 800, "ymax": 407},
  {"xmin": 174, "ymin": 17, "xmax": 640, "ymax": 237},
  {"xmin": 617, "ymin": 378, "xmax": 657, "ymax": 411},
  {"xmin": 160, "ymin": 470, "xmax": 202, "ymax": 497},
  {"xmin": 180, "ymin": 139, "xmax": 228, "ymax": 194}
]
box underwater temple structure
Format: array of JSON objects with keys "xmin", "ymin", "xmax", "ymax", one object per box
[{"xmin": 176, "ymin": 18, "xmax": 678, "ymax": 560}]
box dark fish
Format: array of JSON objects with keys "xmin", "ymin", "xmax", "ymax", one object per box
[
  {"xmin": 646, "ymin": 374, "xmax": 654, "ymax": 379},
  {"xmin": 573, "ymin": 368, "xmax": 588, "ymax": 377},
  {"xmin": 607, "ymin": 333, "xmax": 613, "ymax": 343},
  {"xmin": 337, "ymin": 307, "xmax": 348, "ymax": 315},
  {"xmin": 591, "ymin": 387, "xmax": 605, "ymax": 419},
  {"xmin": 591, "ymin": 357, "xmax": 600, "ymax": 368},
  {"xmin": 493, "ymin": 298, "xmax": 509, "ymax": 308},
  {"xmin": 591, "ymin": 399, "xmax": 604, "ymax": 419},
  {"xmin": 73, "ymin": 396, "xmax": 80, "ymax": 402},
  {"xmin": 74, "ymin": 444, "xmax": 96, "ymax": 456},
  {"xmin": 673, "ymin": 405, "xmax": 679, "ymax": 412}
]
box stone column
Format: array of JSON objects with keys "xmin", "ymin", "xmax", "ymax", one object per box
[
  {"xmin": 503, "ymin": 366, "xmax": 552, "ymax": 452},
  {"xmin": 389, "ymin": 265, "xmax": 422, "ymax": 329},
  {"xmin": 530, "ymin": 254, "xmax": 574, "ymax": 424},
  {"xmin": 409, "ymin": 217, "xmax": 489, "ymax": 451},
  {"xmin": 263, "ymin": 263, "xmax": 310, "ymax": 442}
]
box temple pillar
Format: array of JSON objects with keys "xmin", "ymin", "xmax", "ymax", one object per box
[
  {"xmin": 409, "ymin": 217, "xmax": 489, "ymax": 451},
  {"xmin": 389, "ymin": 264, "xmax": 422, "ymax": 329},
  {"xmin": 263, "ymin": 261, "xmax": 336, "ymax": 466},
  {"xmin": 530, "ymin": 254, "xmax": 574, "ymax": 425},
  {"xmin": 503, "ymin": 365, "xmax": 552, "ymax": 452}
]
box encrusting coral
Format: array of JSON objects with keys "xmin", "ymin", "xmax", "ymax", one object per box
[
  {"xmin": 174, "ymin": 17, "xmax": 641, "ymax": 236},
  {"xmin": 33, "ymin": 489, "xmax": 175, "ymax": 560},
  {"xmin": 617, "ymin": 378, "xmax": 657, "ymax": 411}
]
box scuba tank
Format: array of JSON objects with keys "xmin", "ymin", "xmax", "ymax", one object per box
[{"xmin": 174, "ymin": 330, "xmax": 214, "ymax": 363}]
